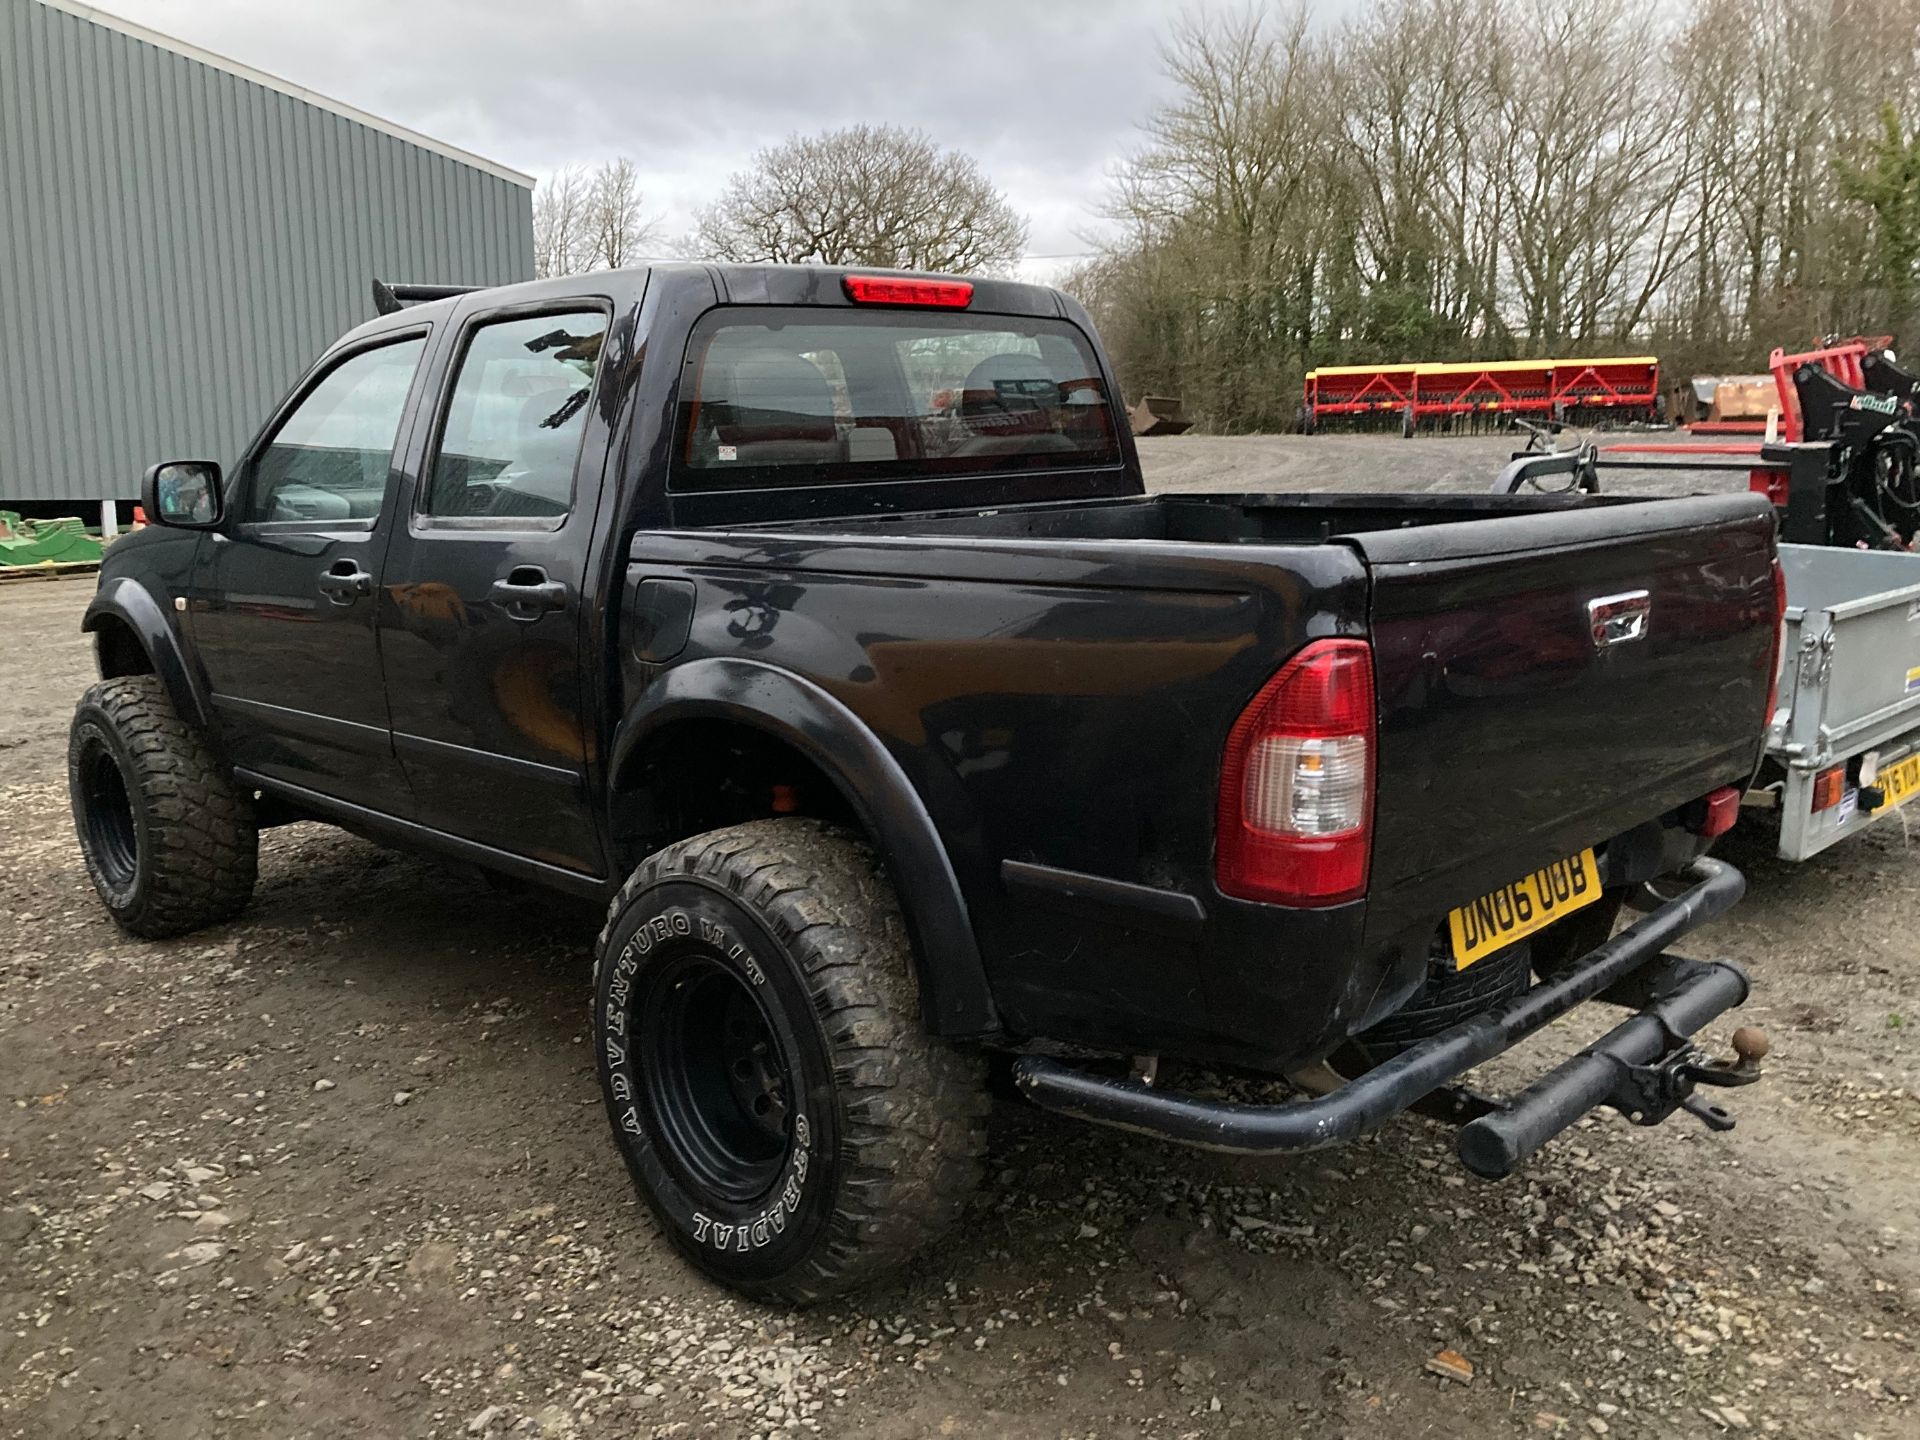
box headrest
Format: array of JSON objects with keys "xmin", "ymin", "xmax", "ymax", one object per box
[
  {"xmin": 958, "ymin": 353, "xmax": 1061, "ymax": 434},
  {"xmin": 712, "ymin": 353, "xmax": 837, "ymax": 442}
]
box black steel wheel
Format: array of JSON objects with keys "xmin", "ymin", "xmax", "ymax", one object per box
[
  {"xmin": 75, "ymin": 731, "xmax": 139, "ymax": 892},
  {"xmin": 1353, "ymin": 939, "xmax": 1534, "ymax": 1062},
  {"xmin": 638, "ymin": 953, "xmax": 796, "ymax": 1205}
]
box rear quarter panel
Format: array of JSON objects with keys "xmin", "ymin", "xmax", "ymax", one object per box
[{"xmin": 621, "ymin": 530, "xmax": 1368, "ymax": 1056}]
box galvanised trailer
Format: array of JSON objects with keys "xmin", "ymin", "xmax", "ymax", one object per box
[{"xmin": 1766, "ymin": 543, "xmax": 1920, "ymax": 859}]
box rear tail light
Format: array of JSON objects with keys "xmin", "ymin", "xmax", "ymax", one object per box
[
  {"xmin": 1811, "ymin": 764, "xmax": 1846, "ymax": 812},
  {"xmin": 1216, "ymin": 639, "xmax": 1376, "ymax": 906},
  {"xmin": 1763, "ymin": 558, "xmax": 1787, "ymax": 728},
  {"xmin": 842, "ymin": 274, "xmax": 974, "ymax": 308}
]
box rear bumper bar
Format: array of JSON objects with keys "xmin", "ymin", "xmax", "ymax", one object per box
[{"xmin": 1011, "ymin": 857, "xmax": 1752, "ymax": 1174}]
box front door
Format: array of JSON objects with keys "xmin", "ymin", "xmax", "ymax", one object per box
[
  {"xmin": 377, "ymin": 301, "xmax": 613, "ymax": 875},
  {"xmin": 188, "ymin": 329, "xmax": 431, "ymax": 811}
]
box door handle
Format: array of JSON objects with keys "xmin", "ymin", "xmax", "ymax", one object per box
[
  {"xmin": 488, "ymin": 566, "xmax": 569, "ymax": 622},
  {"xmin": 317, "ymin": 560, "xmax": 374, "ymax": 605}
]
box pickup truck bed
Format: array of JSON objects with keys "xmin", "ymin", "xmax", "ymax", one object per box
[{"xmin": 628, "ymin": 488, "xmax": 1776, "ymax": 1071}]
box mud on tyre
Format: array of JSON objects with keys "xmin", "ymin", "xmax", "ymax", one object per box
[
  {"xmin": 593, "ymin": 818, "xmax": 988, "ymax": 1305},
  {"xmin": 68, "ymin": 674, "xmax": 258, "ymax": 938}
]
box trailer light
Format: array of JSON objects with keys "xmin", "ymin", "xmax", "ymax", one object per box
[
  {"xmin": 1691, "ymin": 786, "xmax": 1742, "ymax": 838},
  {"xmin": 1216, "ymin": 639, "xmax": 1375, "ymax": 907},
  {"xmin": 1811, "ymin": 765, "xmax": 1846, "ymax": 812},
  {"xmin": 842, "ymin": 275, "xmax": 973, "ymax": 308}
]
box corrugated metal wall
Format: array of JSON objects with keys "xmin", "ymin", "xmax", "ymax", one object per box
[{"xmin": 0, "ymin": 0, "xmax": 535, "ymax": 503}]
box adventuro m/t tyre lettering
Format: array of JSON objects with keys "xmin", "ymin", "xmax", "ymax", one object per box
[
  {"xmin": 597, "ymin": 879, "xmax": 841, "ymax": 1289},
  {"xmin": 592, "ymin": 818, "xmax": 988, "ymax": 1305}
]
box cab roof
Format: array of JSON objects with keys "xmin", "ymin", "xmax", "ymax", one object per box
[{"xmin": 354, "ymin": 262, "xmax": 1070, "ymax": 340}]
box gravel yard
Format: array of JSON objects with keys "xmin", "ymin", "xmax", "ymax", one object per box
[{"xmin": 2, "ymin": 435, "xmax": 1916, "ymax": 1439}]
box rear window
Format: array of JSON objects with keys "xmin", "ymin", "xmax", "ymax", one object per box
[{"xmin": 672, "ymin": 309, "xmax": 1119, "ymax": 489}]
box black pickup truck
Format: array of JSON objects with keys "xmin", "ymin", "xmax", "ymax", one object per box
[{"xmin": 71, "ymin": 265, "xmax": 1780, "ymax": 1302}]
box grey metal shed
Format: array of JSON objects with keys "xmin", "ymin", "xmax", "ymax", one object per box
[{"xmin": 0, "ymin": 0, "xmax": 535, "ymax": 507}]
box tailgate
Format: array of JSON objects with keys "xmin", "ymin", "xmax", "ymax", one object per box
[{"xmin": 1349, "ymin": 494, "xmax": 1777, "ymax": 943}]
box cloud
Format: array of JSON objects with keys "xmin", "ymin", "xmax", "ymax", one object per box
[{"xmin": 91, "ymin": 0, "xmax": 1200, "ymax": 265}]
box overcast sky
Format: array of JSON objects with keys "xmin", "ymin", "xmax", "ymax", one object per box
[{"xmin": 92, "ymin": 0, "xmax": 1259, "ymax": 281}]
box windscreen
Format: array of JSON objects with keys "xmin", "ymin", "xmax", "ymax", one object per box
[{"xmin": 673, "ymin": 309, "xmax": 1120, "ymax": 489}]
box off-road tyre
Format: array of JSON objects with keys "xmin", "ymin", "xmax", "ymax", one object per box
[
  {"xmin": 593, "ymin": 818, "xmax": 988, "ymax": 1305},
  {"xmin": 68, "ymin": 675, "xmax": 258, "ymax": 938}
]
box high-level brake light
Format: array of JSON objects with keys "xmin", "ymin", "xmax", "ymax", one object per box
[
  {"xmin": 1216, "ymin": 639, "xmax": 1376, "ymax": 907},
  {"xmin": 842, "ymin": 275, "xmax": 974, "ymax": 308}
]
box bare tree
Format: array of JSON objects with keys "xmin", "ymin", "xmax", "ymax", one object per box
[
  {"xmin": 1495, "ymin": 0, "xmax": 1692, "ymax": 347},
  {"xmin": 1092, "ymin": 5, "xmax": 1336, "ymax": 430},
  {"xmin": 1838, "ymin": 104, "xmax": 1920, "ymax": 328},
  {"xmin": 586, "ymin": 157, "xmax": 656, "ymax": 270},
  {"xmin": 1651, "ymin": 0, "xmax": 1920, "ymax": 353},
  {"xmin": 691, "ymin": 125, "xmax": 1029, "ymax": 274},
  {"xmin": 533, "ymin": 165, "xmax": 591, "ymax": 279},
  {"xmin": 533, "ymin": 158, "xmax": 658, "ymax": 277},
  {"xmin": 1334, "ymin": 0, "xmax": 1506, "ymax": 350}
]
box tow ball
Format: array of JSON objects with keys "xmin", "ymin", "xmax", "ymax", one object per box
[{"xmin": 1607, "ymin": 1025, "xmax": 1769, "ymax": 1133}]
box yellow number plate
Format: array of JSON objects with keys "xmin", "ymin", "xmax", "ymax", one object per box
[
  {"xmin": 1447, "ymin": 849, "xmax": 1603, "ymax": 970},
  {"xmin": 1879, "ymin": 753, "xmax": 1920, "ymax": 809}
]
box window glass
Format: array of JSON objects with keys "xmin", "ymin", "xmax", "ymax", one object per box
[
  {"xmin": 245, "ymin": 336, "xmax": 425, "ymax": 523},
  {"xmin": 424, "ymin": 311, "xmax": 606, "ymax": 520},
  {"xmin": 673, "ymin": 309, "xmax": 1119, "ymax": 489}
]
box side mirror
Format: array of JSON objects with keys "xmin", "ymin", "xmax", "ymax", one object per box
[{"xmin": 141, "ymin": 460, "xmax": 224, "ymax": 529}]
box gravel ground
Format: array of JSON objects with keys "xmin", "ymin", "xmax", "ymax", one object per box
[{"xmin": 2, "ymin": 434, "xmax": 1916, "ymax": 1440}]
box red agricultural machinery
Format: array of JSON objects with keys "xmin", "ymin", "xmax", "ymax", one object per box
[
  {"xmin": 1299, "ymin": 363, "xmax": 1419, "ymax": 433},
  {"xmin": 1300, "ymin": 355, "xmax": 1660, "ymax": 435}
]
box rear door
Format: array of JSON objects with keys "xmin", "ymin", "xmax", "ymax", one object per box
[
  {"xmin": 188, "ymin": 328, "xmax": 431, "ymax": 810},
  {"xmin": 1351, "ymin": 494, "xmax": 1778, "ymax": 941},
  {"xmin": 376, "ymin": 296, "xmax": 614, "ymax": 875}
]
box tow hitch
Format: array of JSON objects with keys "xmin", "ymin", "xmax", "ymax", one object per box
[
  {"xmin": 1014, "ymin": 858, "xmax": 1765, "ymax": 1178},
  {"xmin": 1614, "ymin": 1026, "xmax": 1769, "ymax": 1132},
  {"xmin": 1453, "ymin": 958, "xmax": 1767, "ymax": 1178}
]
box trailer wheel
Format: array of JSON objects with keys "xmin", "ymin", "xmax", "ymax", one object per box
[
  {"xmin": 593, "ymin": 818, "xmax": 988, "ymax": 1304},
  {"xmin": 68, "ymin": 675, "xmax": 258, "ymax": 938}
]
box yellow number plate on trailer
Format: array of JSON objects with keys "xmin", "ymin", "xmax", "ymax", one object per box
[
  {"xmin": 1447, "ymin": 849, "xmax": 1603, "ymax": 970},
  {"xmin": 1878, "ymin": 752, "xmax": 1920, "ymax": 809}
]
